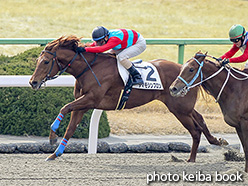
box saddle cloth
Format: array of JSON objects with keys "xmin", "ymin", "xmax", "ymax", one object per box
[{"xmin": 117, "ymin": 60, "xmax": 164, "ymax": 90}]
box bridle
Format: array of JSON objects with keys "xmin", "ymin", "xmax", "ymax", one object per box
[
  {"xmin": 177, "ymin": 54, "xmax": 226, "ymax": 102},
  {"xmin": 41, "ymin": 50, "xmax": 67, "ymax": 83},
  {"xmin": 177, "ymin": 53, "xmax": 248, "ymax": 102},
  {"xmin": 178, "ymin": 56, "xmax": 204, "ymax": 90},
  {"xmin": 40, "ymin": 50, "xmax": 101, "ymax": 87}
]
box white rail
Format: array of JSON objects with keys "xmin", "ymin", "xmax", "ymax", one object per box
[{"xmin": 0, "ymin": 75, "xmax": 75, "ymax": 87}]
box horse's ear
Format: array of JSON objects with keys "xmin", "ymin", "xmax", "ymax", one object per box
[
  {"xmin": 195, "ymin": 50, "xmax": 207, "ymax": 58},
  {"xmin": 205, "ymin": 52, "xmax": 208, "ymax": 55}
]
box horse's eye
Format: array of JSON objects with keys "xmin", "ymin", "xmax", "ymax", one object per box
[
  {"xmin": 189, "ymin": 68, "xmax": 194, "ymax": 72},
  {"xmin": 44, "ymin": 61, "xmax": 49, "ymax": 64}
]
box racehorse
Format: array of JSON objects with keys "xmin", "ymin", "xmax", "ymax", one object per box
[
  {"xmin": 29, "ymin": 36, "xmax": 224, "ymax": 161},
  {"xmin": 169, "ymin": 51, "xmax": 248, "ymax": 172}
]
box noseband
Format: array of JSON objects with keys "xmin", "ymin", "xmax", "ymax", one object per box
[{"xmin": 178, "ymin": 57, "xmax": 204, "ymax": 90}]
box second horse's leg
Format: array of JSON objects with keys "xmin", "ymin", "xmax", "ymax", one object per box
[{"xmin": 173, "ymin": 112, "xmax": 201, "ymax": 162}]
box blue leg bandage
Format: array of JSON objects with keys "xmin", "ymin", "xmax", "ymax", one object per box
[
  {"xmin": 55, "ymin": 138, "xmax": 68, "ymax": 157},
  {"xmin": 51, "ymin": 113, "xmax": 64, "ymax": 132}
]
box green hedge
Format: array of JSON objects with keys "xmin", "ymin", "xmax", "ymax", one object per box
[
  {"xmin": 0, "ymin": 47, "xmax": 110, "ymax": 138},
  {"xmin": 0, "ymin": 46, "xmax": 43, "ymax": 75}
]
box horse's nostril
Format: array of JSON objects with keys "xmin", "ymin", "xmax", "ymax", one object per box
[{"xmin": 170, "ymin": 86, "xmax": 178, "ymax": 92}]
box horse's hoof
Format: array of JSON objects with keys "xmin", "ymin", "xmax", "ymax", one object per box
[
  {"xmin": 49, "ymin": 138, "xmax": 58, "ymax": 145},
  {"xmin": 219, "ymin": 138, "xmax": 229, "ymax": 146},
  {"xmin": 187, "ymin": 159, "xmax": 195, "ymax": 163},
  {"xmin": 45, "ymin": 154, "xmax": 56, "ymax": 161},
  {"xmin": 45, "ymin": 157, "xmax": 55, "ymax": 161}
]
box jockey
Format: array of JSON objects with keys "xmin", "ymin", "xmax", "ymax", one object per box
[
  {"xmin": 219, "ymin": 24, "xmax": 248, "ymax": 67},
  {"xmin": 76, "ymin": 26, "xmax": 146, "ymax": 85}
]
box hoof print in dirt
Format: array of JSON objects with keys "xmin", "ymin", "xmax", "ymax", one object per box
[{"xmin": 168, "ymin": 155, "xmax": 185, "ymax": 162}]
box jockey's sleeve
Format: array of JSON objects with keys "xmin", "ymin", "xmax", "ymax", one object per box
[
  {"xmin": 220, "ymin": 44, "xmax": 239, "ymax": 60},
  {"xmin": 85, "ymin": 37, "xmax": 122, "ymax": 53},
  {"xmin": 229, "ymin": 45, "xmax": 248, "ymax": 63},
  {"xmin": 89, "ymin": 42, "xmax": 96, "ymax": 47}
]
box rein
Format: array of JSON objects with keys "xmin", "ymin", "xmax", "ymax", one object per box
[
  {"xmin": 42, "ymin": 50, "xmax": 101, "ymax": 87},
  {"xmin": 78, "ymin": 53, "xmax": 101, "ymax": 87}
]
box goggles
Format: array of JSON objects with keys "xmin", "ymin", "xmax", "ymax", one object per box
[{"xmin": 230, "ymin": 38, "xmax": 241, "ymax": 43}]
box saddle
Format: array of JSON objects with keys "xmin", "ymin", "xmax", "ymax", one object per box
[{"xmin": 115, "ymin": 59, "xmax": 164, "ymax": 110}]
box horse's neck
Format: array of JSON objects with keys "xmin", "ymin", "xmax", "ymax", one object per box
[
  {"xmin": 65, "ymin": 52, "xmax": 116, "ymax": 79},
  {"xmin": 202, "ymin": 62, "xmax": 233, "ymax": 101},
  {"xmin": 63, "ymin": 52, "xmax": 98, "ymax": 77}
]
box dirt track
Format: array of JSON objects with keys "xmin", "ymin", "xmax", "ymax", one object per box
[{"xmin": 0, "ymin": 149, "xmax": 247, "ymax": 186}]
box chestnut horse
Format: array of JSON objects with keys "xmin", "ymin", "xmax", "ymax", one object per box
[
  {"xmin": 29, "ymin": 36, "xmax": 223, "ymax": 161},
  {"xmin": 169, "ymin": 51, "xmax": 248, "ymax": 172}
]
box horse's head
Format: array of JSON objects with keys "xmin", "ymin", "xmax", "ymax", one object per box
[
  {"xmin": 29, "ymin": 35, "xmax": 81, "ymax": 90},
  {"xmin": 169, "ymin": 51, "xmax": 207, "ymax": 97}
]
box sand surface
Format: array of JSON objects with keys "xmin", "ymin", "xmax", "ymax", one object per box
[{"xmin": 0, "ymin": 150, "xmax": 247, "ymax": 186}]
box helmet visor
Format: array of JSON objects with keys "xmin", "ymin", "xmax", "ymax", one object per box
[{"xmin": 93, "ymin": 35, "xmax": 106, "ymax": 41}]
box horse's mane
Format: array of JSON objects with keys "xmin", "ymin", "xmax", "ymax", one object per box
[
  {"xmin": 45, "ymin": 35, "xmax": 117, "ymax": 59},
  {"xmin": 45, "ymin": 35, "xmax": 83, "ymax": 51}
]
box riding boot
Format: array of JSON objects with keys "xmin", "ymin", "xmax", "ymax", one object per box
[{"xmin": 127, "ymin": 65, "xmax": 144, "ymax": 85}]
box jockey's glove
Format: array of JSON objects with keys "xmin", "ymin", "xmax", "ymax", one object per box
[
  {"xmin": 76, "ymin": 47, "xmax": 86, "ymax": 53},
  {"xmin": 221, "ymin": 58, "xmax": 229, "ymax": 66},
  {"xmin": 217, "ymin": 58, "xmax": 222, "ymax": 62}
]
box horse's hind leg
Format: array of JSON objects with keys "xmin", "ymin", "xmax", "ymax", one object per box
[
  {"xmin": 192, "ymin": 110, "xmax": 225, "ymax": 146},
  {"xmin": 46, "ymin": 110, "xmax": 85, "ymax": 161},
  {"xmin": 173, "ymin": 112, "xmax": 201, "ymax": 162}
]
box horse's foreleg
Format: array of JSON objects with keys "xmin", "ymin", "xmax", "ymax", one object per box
[
  {"xmin": 48, "ymin": 85, "xmax": 92, "ymax": 145},
  {"xmin": 46, "ymin": 110, "xmax": 85, "ymax": 161},
  {"xmin": 49, "ymin": 113, "xmax": 64, "ymax": 145},
  {"xmin": 192, "ymin": 110, "xmax": 226, "ymax": 146},
  {"xmin": 173, "ymin": 112, "xmax": 201, "ymax": 162}
]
